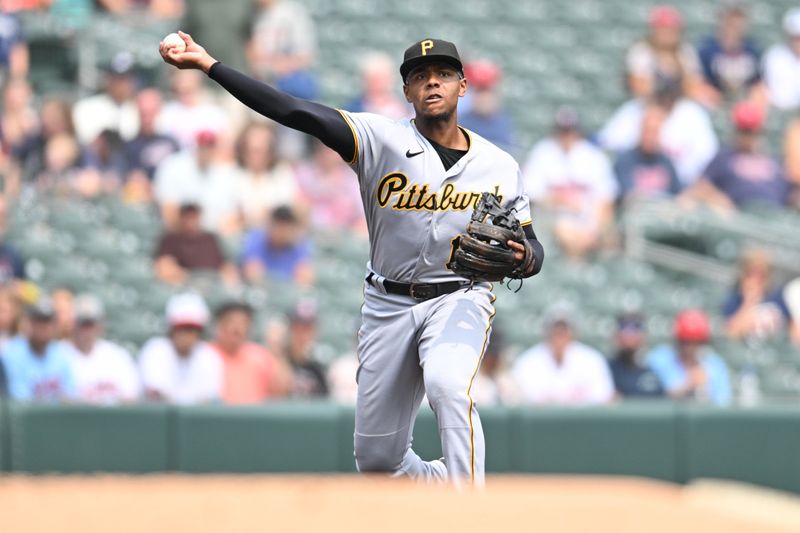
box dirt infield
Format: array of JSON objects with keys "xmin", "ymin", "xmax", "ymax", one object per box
[{"xmin": 2, "ymin": 475, "xmax": 798, "ymax": 533}]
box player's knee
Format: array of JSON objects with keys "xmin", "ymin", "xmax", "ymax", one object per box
[
  {"xmin": 424, "ymin": 373, "xmax": 469, "ymax": 409},
  {"xmin": 354, "ymin": 438, "xmax": 403, "ymax": 473}
]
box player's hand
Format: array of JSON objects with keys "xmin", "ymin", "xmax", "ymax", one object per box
[
  {"xmin": 507, "ymin": 240, "xmax": 527, "ymax": 265},
  {"xmin": 159, "ymin": 31, "xmax": 217, "ymax": 74}
]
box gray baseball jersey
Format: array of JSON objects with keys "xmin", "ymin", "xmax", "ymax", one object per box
[
  {"xmin": 340, "ymin": 110, "xmax": 531, "ymax": 485},
  {"xmin": 340, "ymin": 111, "xmax": 532, "ymax": 283}
]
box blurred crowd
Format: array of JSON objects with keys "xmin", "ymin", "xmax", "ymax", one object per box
[{"xmin": 0, "ymin": 1, "xmax": 799, "ymax": 407}]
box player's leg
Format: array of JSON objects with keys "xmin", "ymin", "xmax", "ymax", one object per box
[
  {"xmin": 417, "ymin": 288, "xmax": 495, "ymax": 486},
  {"xmin": 354, "ymin": 285, "xmax": 443, "ymax": 480}
]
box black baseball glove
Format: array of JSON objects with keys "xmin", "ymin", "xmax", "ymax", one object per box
[{"xmin": 447, "ymin": 192, "xmax": 535, "ymax": 283}]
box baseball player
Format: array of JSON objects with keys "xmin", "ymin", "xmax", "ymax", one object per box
[{"xmin": 160, "ymin": 33, "xmax": 544, "ymax": 485}]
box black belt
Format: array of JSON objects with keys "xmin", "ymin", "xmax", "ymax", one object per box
[{"xmin": 366, "ymin": 273, "xmax": 468, "ymax": 301}]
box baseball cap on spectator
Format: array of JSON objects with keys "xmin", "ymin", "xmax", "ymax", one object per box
[
  {"xmin": 179, "ymin": 202, "xmax": 201, "ymax": 215},
  {"xmin": 617, "ymin": 312, "xmax": 645, "ymax": 334},
  {"xmin": 553, "ymin": 106, "xmax": 580, "ymax": 132},
  {"xmin": 673, "ymin": 309, "xmax": 710, "ymax": 343},
  {"xmin": 74, "ymin": 294, "xmax": 104, "ymax": 324},
  {"xmin": 464, "ymin": 61, "xmax": 501, "ymax": 91},
  {"xmin": 543, "ymin": 302, "xmax": 576, "ymax": 331},
  {"xmin": 106, "ymin": 52, "xmax": 136, "ymax": 77},
  {"xmin": 27, "ymin": 296, "xmax": 55, "ymax": 321},
  {"xmin": 195, "ymin": 130, "xmax": 218, "ymax": 146},
  {"xmin": 649, "ymin": 5, "xmax": 683, "ymax": 28},
  {"xmin": 290, "ymin": 298, "xmax": 318, "ymax": 325},
  {"xmin": 731, "ymin": 101, "xmax": 765, "ymax": 132},
  {"xmin": 784, "ymin": 8, "xmax": 800, "ymax": 36},
  {"xmin": 166, "ymin": 293, "xmax": 210, "ymax": 330},
  {"xmin": 271, "ymin": 205, "xmax": 299, "ymax": 224}
]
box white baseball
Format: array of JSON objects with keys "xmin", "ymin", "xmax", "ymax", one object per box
[{"xmin": 162, "ymin": 33, "xmax": 186, "ymax": 53}]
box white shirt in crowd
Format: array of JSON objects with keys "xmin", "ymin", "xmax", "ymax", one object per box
[
  {"xmin": 763, "ymin": 44, "xmax": 800, "ymax": 110},
  {"xmin": 66, "ymin": 339, "xmax": 140, "ymax": 404},
  {"xmin": 522, "ymin": 138, "xmax": 618, "ymax": 212},
  {"xmin": 235, "ymin": 162, "xmax": 299, "ymax": 227},
  {"xmin": 137, "ymin": 337, "xmax": 222, "ymax": 405},
  {"xmin": 512, "ymin": 341, "xmax": 614, "ymax": 405},
  {"xmin": 157, "ymin": 100, "xmax": 228, "ymax": 149},
  {"xmin": 598, "ymin": 98, "xmax": 718, "ymax": 187},
  {"xmin": 72, "ymin": 94, "xmax": 139, "ymax": 144},
  {"xmin": 153, "ymin": 150, "xmax": 240, "ymax": 232}
]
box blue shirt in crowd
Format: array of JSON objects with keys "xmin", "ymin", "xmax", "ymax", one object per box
[
  {"xmin": 614, "ymin": 148, "xmax": 682, "ymax": 200},
  {"xmin": 697, "ymin": 36, "xmax": 761, "ymax": 93},
  {"xmin": 646, "ymin": 343, "xmax": 732, "ymax": 406},
  {"xmin": 722, "ymin": 286, "xmax": 791, "ymax": 320},
  {"xmin": 3, "ymin": 336, "xmax": 76, "ymax": 402},
  {"xmin": 0, "ymin": 14, "xmax": 23, "ymax": 70},
  {"xmin": 609, "ymin": 357, "xmax": 665, "ymax": 398},
  {"xmin": 241, "ymin": 229, "xmax": 312, "ymax": 281},
  {"xmin": 704, "ymin": 146, "xmax": 790, "ymax": 208}
]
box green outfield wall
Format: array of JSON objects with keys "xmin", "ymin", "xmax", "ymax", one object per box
[{"xmin": 1, "ymin": 400, "xmax": 798, "ymax": 493}]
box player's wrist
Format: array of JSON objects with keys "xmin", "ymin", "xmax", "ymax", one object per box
[{"xmin": 199, "ymin": 55, "xmax": 218, "ymax": 75}]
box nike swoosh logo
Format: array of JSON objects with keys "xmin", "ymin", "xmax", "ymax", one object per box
[{"xmin": 406, "ymin": 149, "xmax": 424, "ymax": 158}]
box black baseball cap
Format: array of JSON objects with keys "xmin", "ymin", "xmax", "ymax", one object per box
[{"xmin": 400, "ymin": 39, "xmax": 463, "ymax": 82}]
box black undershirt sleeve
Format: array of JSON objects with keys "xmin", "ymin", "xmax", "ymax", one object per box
[
  {"xmin": 523, "ymin": 224, "xmax": 545, "ymax": 277},
  {"xmin": 207, "ymin": 62, "xmax": 356, "ymax": 162}
]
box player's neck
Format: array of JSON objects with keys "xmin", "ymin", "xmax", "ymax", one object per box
[{"xmin": 415, "ymin": 115, "xmax": 468, "ymax": 150}]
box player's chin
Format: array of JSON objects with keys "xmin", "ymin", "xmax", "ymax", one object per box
[{"xmin": 419, "ymin": 107, "xmax": 454, "ymax": 122}]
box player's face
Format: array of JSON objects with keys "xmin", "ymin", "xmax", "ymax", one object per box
[{"xmin": 403, "ymin": 63, "xmax": 467, "ymax": 121}]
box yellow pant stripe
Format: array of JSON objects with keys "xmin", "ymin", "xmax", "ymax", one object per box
[{"xmin": 466, "ymin": 291, "xmax": 496, "ymax": 484}]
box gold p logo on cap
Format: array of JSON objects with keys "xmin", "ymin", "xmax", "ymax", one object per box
[{"xmin": 420, "ymin": 40, "xmax": 434, "ymax": 56}]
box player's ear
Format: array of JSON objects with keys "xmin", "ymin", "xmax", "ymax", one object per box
[{"xmin": 458, "ymin": 77, "xmax": 467, "ymax": 97}]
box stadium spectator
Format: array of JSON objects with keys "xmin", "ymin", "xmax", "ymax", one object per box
[
  {"xmin": 64, "ymin": 294, "xmax": 140, "ymax": 404},
  {"xmin": 234, "ymin": 122, "xmax": 299, "ymax": 230},
  {"xmin": 468, "ymin": 329, "xmax": 519, "ymax": 406},
  {"xmin": 283, "ymin": 299, "xmax": 328, "ymax": 398},
  {"xmin": 157, "ymin": 69, "xmax": 228, "ymax": 148},
  {"xmin": 763, "ymin": 8, "xmax": 800, "ymax": 111},
  {"xmin": 613, "ymin": 104, "xmax": 681, "ymax": 205},
  {"xmin": 208, "ymin": 301, "xmax": 290, "ymax": 404},
  {"xmin": 153, "ymin": 129, "xmax": 240, "ymax": 234},
  {"xmin": 723, "ymin": 249, "xmax": 792, "ymax": 342},
  {"xmin": 784, "ymin": 277, "xmax": 800, "ymax": 345},
  {"xmin": 625, "ymin": 5, "xmax": 713, "ymax": 105},
  {"xmin": 346, "ymin": 51, "xmax": 408, "ymax": 120},
  {"xmin": 697, "ymin": 1, "xmax": 762, "ymax": 103},
  {"xmin": 247, "ymin": 0, "xmax": 318, "ymax": 100},
  {"xmin": 0, "ymin": 197, "xmax": 26, "ymax": 284},
  {"xmin": 122, "ymin": 88, "xmax": 180, "ymax": 200},
  {"xmin": 327, "ymin": 351, "xmax": 359, "ymax": 404},
  {"xmin": 599, "ymin": 76, "xmax": 718, "ymax": 187},
  {"xmin": 72, "ymin": 52, "xmax": 140, "ymax": 145},
  {"xmin": 51, "ymin": 286, "xmax": 74, "ymax": 341},
  {"xmin": 96, "ymin": 0, "xmax": 184, "ymax": 18},
  {"xmin": 296, "ymin": 140, "xmax": 366, "ymax": 236},
  {"xmin": 459, "ymin": 60, "xmax": 515, "ymax": 155},
  {"xmin": 682, "ymin": 101, "xmax": 790, "ymax": 212},
  {"xmin": 2, "ymin": 78, "xmax": 38, "ymax": 165},
  {"xmin": 183, "ymin": 0, "xmax": 252, "ymax": 73},
  {"xmin": 782, "ymin": 117, "xmax": 800, "ymax": 192},
  {"xmin": 138, "ymin": 292, "xmax": 222, "ymax": 404},
  {"xmin": 14, "ymin": 97, "xmax": 78, "ymax": 184},
  {"xmin": 511, "ymin": 306, "xmax": 614, "ymax": 405},
  {"xmin": 0, "ymin": 355, "xmax": 6, "ymax": 397},
  {"xmin": 647, "ymin": 309, "xmax": 731, "ymax": 406},
  {"xmin": 523, "ymin": 107, "xmax": 617, "ymax": 259},
  {"xmin": 0, "ymin": 284, "xmax": 21, "ymax": 349},
  {"xmin": 241, "ymin": 205, "xmax": 313, "ymax": 286},
  {"xmin": 3, "ymin": 297, "xmax": 76, "ymax": 402},
  {"xmin": 154, "ymin": 203, "xmax": 239, "ymax": 286},
  {"xmin": 0, "ymin": 11, "xmax": 28, "ymax": 84},
  {"xmin": 608, "ymin": 313, "xmax": 664, "ymax": 398},
  {"xmin": 78, "ymin": 129, "xmax": 126, "ymax": 197}
]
